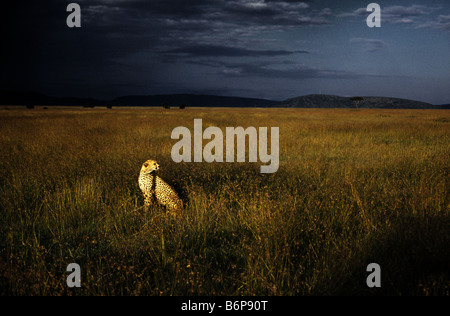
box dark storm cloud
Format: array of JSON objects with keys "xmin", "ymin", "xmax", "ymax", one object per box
[
  {"xmin": 3, "ymin": 0, "xmax": 329, "ymax": 51},
  {"xmin": 164, "ymin": 45, "xmax": 309, "ymax": 58},
  {"xmin": 226, "ymin": 63, "xmax": 362, "ymax": 80},
  {"xmin": 1, "ymin": 0, "xmax": 329, "ymax": 95},
  {"xmin": 339, "ymin": 4, "xmax": 429, "ymax": 18},
  {"xmin": 218, "ymin": 0, "xmax": 328, "ymax": 27},
  {"xmin": 79, "ymin": 0, "xmax": 328, "ymax": 31},
  {"xmin": 1, "ymin": 0, "xmax": 448, "ymax": 103},
  {"xmin": 188, "ymin": 59, "xmax": 365, "ymax": 80},
  {"xmin": 24, "ymin": 0, "xmax": 326, "ymax": 59},
  {"xmin": 76, "ymin": 0, "xmax": 331, "ymax": 46},
  {"xmin": 338, "ymin": 4, "xmax": 445, "ymax": 27}
]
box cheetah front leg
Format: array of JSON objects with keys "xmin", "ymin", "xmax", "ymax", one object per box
[{"xmin": 144, "ymin": 195, "xmax": 155, "ymax": 211}]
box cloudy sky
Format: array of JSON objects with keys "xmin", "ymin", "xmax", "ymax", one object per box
[{"xmin": 1, "ymin": 0, "xmax": 449, "ymax": 104}]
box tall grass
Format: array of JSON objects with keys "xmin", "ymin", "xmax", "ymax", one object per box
[{"xmin": 0, "ymin": 107, "xmax": 449, "ymax": 295}]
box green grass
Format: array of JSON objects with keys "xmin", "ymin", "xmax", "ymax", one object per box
[{"xmin": 0, "ymin": 107, "xmax": 449, "ymax": 295}]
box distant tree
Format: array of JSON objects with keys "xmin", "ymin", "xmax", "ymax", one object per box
[
  {"xmin": 180, "ymin": 104, "xmax": 186, "ymax": 110},
  {"xmin": 26, "ymin": 104, "xmax": 35, "ymax": 109},
  {"xmin": 350, "ymin": 97, "xmax": 364, "ymax": 110},
  {"xmin": 106, "ymin": 105, "xmax": 113, "ymax": 109},
  {"xmin": 163, "ymin": 102, "xmax": 170, "ymax": 109}
]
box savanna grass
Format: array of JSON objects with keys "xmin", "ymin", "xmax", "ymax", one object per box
[{"xmin": 0, "ymin": 107, "xmax": 449, "ymax": 295}]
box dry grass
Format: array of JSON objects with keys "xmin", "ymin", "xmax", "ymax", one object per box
[{"xmin": 0, "ymin": 107, "xmax": 449, "ymax": 295}]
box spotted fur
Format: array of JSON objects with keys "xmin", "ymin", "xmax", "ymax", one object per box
[{"xmin": 138, "ymin": 160, "xmax": 183, "ymax": 212}]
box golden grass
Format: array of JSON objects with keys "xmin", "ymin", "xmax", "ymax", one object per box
[{"xmin": 0, "ymin": 107, "xmax": 449, "ymax": 295}]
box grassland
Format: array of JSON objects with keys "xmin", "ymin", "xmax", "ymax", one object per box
[{"xmin": 0, "ymin": 107, "xmax": 449, "ymax": 296}]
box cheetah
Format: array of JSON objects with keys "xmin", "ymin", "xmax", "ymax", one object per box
[{"xmin": 138, "ymin": 160, "xmax": 183, "ymax": 212}]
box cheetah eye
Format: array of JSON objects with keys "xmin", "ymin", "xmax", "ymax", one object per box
[{"xmin": 144, "ymin": 163, "xmax": 148, "ymax": 167}]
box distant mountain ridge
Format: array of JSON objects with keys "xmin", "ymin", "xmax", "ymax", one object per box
[
  {"xmin": 280, "ymin": 94, "xmax": 443, "ymax": 109},
  {"xmin": 1, "ymin": 90, "xmax": 448, "ymax": 109},
  {"xmin": 0, "ymin": 90, "xmax": 278, "ymax": 108},
  {"xmin": 112, "ymin": 94, "xmax": 279, "ymax": 108}
]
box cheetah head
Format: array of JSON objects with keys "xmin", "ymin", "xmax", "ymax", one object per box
[{"xmin": 140, "ymin": 160, "xmax": 160, "ymax": 174}]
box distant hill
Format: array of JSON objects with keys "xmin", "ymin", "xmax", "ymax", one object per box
[
  {"xmin": 112, "ymin": 94, "xmax": 279, "ymax": 108},
  {"xmin": 280, "ymin": 94, "xmax": 440, "ymax": 109},
  {"xmin": 0, "ymin": 90, "xmax": 278, "ymax": 108},
  {"xmin": 1, "ymin": 90, "xmax": 448, "ymax": 109}
]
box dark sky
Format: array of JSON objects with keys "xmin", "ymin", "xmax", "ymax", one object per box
[{"xmin": 1, "ymin": 0, "xmax": 449, "ymax": 104}]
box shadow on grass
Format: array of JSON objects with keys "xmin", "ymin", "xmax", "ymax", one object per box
[{"xmin": 335, "ymin": 215, "xmax": 450, "ymax": 295}]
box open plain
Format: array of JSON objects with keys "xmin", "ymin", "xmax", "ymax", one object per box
[{"xmin": 0, "ymin": 107, "xmax": 448, "ymax": 295}]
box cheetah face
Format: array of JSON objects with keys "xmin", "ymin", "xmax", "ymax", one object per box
[{"xmin": 141, "ymin": 160, "xmax": 160, "ymax": 174}]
